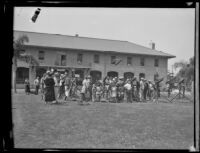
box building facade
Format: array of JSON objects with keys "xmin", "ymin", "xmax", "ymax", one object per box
[{"xmin": 13, "ymin": 30, "xmax": 175, "ymax": 87}]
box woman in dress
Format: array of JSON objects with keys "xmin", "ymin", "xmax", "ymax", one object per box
[{"xmin": 44, "ymin": 71, "xmax": 57, "ymax": 104}]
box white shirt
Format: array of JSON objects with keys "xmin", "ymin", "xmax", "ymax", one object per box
[
  {"xmin": 34, "ymin": 79, "xmax": 40, "ymax": 86},
  {"xmin": 124, "ymin": 83, "xmax": 132, "ymax": 90}
]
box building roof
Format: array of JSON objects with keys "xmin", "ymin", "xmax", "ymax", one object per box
[{"xmin": 14, "ymin": 30, "xmax": 175, "ymax": 58}]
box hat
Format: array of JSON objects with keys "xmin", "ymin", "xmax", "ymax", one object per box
[
  {"xmin": 54, "ymin": 72, "xmax": 59, "ymax": 76},
  {"xmin": 46, "ymin": 70, "xmax": 50, "ymax": 74},
  {"xmin": 75, "ymin": 74, "xmax": 80, "ymax": 78},
  {"xmin": 119, "ymin": 76, "xmax": 123, "ymax": 80}
]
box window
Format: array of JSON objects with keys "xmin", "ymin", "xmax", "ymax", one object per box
[
  {"xmin": 111, "ymin": 56, "xmax": 116, "ymax": 64},
  {"xmin": 77, "ymin": 53, "xmax": 83, "ymax": 64},
  {"xmin": 61, "ymin": 55, "xmax": 66, "ymax": 66},
  {"xmin": 154, "ymin": 59, "xmax": 159, "ymax": 67},
  {"xmin": 38, "ymin": 51, "xmax": 45, "ymax": 60},
  {"xmin": 94, "ymin": 54, "xmax": 100, "ymax": 63},
  {"xmin": 140, "ymin": 57, "xmax": 145, "ymax": 66},
  {"xmin": 127, "ymin": 57, "xmax": 132, "ymax": 65}
]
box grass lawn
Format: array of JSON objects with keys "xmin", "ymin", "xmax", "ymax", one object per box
[{"xmin": 12, "ymin": 91, "xmax": 194, "ymax": 149}]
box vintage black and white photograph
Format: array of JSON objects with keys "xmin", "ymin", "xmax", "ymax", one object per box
[{"xmin": 12, "ymin": 6, "xmax": 197, "ymax": 150}]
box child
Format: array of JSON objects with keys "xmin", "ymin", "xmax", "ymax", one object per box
[
  {"xmin": 92, "ymin": 83, "xmax": 96, "ymax": 102},
  {"xmin": 117, "ymin": 82, "xmax": 125, "ymax": 103},
  {"xmin": 124, "ymin": 80, "xmax": 132, "ymax": 103},
  {"xmin": 109, "ymin": 81, "xmax": 117, "ymax": 103},
  {"xmin": 24, "ymin": 78, "xmax": 30, "ymax": 95},
  {"xmin": 96, "ymin": 82, "xmax": 103, "ymax": 102}
]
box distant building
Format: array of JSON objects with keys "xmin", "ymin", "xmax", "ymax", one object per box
[{"xmin": 13, "ymin": 30, "xmax": 175, "ymax": 87}]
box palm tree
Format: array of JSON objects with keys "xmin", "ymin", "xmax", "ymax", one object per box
[{"xmin": 13, "ymin": 35, "xmax": 39, "ymax": 93}]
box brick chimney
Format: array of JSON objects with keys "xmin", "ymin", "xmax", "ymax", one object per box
[{"xmin": 150, "ymin": 41, "xmax": 155, "ymax": 50}]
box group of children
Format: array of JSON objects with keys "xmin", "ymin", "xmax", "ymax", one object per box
[
  {"xmin": 24, "ymin": 69, "xmax": 161, "ymax": 104},
  {"xmin": 90, "ymin": 76, "xmax": 159, "ymax": 103}
]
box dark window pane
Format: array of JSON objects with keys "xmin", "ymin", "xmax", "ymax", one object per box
[
  {"xmin": 61, "ymin": 55, "xmax": 66, "ymax": 66},
  {"xmin": 155, "ymin": 59, "xmax": 159, "ymax": 67},
  {"xmin": 111, "ymin": 56, "xmax": 116, "ymax": 64},
  {"xmin": 38, "ymin": 51, "xmax": 45, "ymax": 60},
  {"xmin": 127, "ymin": 57, "xmax": 132, "ymax": 65},
  {"xmin": 77, "ymin": 53, "xmax": 83, "ymax": 64},
  {"xmin": 94, "ymin": 54, "xmax": 99, "ymax": 63},
  {"xmin": 140, "ymin": 57, "xmax": 145, "ymax": 66}
]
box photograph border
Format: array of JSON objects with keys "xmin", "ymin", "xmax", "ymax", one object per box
[{"xmin": 3, "ymin": 0, "xmax": 199, "ymax": 152}]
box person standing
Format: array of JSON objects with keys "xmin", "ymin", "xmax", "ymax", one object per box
[
  {"xmin": 40, "ymin": 73, "xmax": 46, "ymax": 100},
  {"xmin": 44, "ymin": 71, "xmax": 57, "ymax": 104},
  {"xmin": 109, "ymin": 80, "xmax": 117, "ymax": 103},
  {"xmin": 80, "ymin": 76, "xmax": 88, "ymax": 104},
  {"xmin": 64, "ymin": 71, "xmax": 71, "ymax": 101},
  {"xmin": 58, "ymin": 74, "xmax": 65, "ymax": 100},
  {"xmin": 139, "ymin": 78, "xmax": 144, "ymax": 102},
  {"xmin": 117, "ymin": 78, "xmax": 125, "ymax": 103},
  {"xmin": 124, "ymin": 80, "xmax": 132, "ymax": 103},
  {"xmin": 53, "ymin": 71, "xmax": 60, "ymax": 101},
  {"xmin": 148, "ymin": 81, "xmax": 154, "ymax": 101},
  {"xmin": 34, "ymin": 76, "xmax": 40, "ymax": 95},
  {"xmin": 24, "ymin": 78, "xmax": 30, "ymax": 95},
  {"xmin": 87, "ymin": 75, "xmax": 92, "ymax": 102},
  {"xmin": 143, "ymin": 79, "xmax": 149, "ymax": 101},
  {"xmin": 95, "ymin": 81, "xmax": 103, "ymax": 102}
]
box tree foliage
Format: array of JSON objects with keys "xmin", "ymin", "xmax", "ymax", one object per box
[
  {"xmin": 173, "ymin": 56, "xmax": 194, "ymax": 87},
  {"xmin": 13, "ymin": 35, "xmax": 39, "ymax": 93},
  {"xmin": 13, "ymin": 35, "xmax": 39, "ymax": 67}
]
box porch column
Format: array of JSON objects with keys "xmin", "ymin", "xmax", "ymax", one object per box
[{"xmin": 29, "ymin": 66, "xmax": 36, "ymax": 88}]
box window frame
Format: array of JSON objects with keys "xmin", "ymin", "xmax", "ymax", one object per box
[
  {"xmin": 94, "ymin": 54, "xmax": 100, "ymax": 64},
  {"xmin": 111, "ymin": 56, "xmax": 116, "ymax": 65},
  {"xmin": 127, "ymin": 56, "xmax": 132, "ymax": 65},
  {"xmin": 38, "ymin": 50, "xmax": 45, "ymax": 60},
  {"xmin": 154, "ymin": 58, "xmax": 159, "ymax": 67},
  {"xmin": 61, "ymin": 54, "xmax": 66, "ymax": 66},
  {"xmin": 140, "ymin": 57, "xmax": 145, "ymax": 66},
  {"xmin": 77, "ymin": 53, "xmax": 83, "ymax": 64}
]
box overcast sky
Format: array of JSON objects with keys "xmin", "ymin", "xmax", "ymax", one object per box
[{"xmin": 14, "ymin": 7, "xmax": 195, "ymax": 73}]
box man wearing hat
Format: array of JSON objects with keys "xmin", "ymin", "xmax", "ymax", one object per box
[
  {"xmin": 132, "ymin": 77, "xmax": 138, "ymax": 102},
  {"xmin": 143, "ymin": 79, "xmax": 149, "ymax": 101},
  {"xmin": 124, "ymin": 80, "xmax": 132, "ymax": 103},
  {"xmin": 64, "ymin": 71, "xmax": 71, "ymax": 101},
  {"xmin": 139, "ymin": 78, "xmax": 145, "ymax": 102},
  {"xmin": 34, "ymin": 76, "xmax": 40, "ymax": 95},
  {"xmin": 117, "ymin": 77, "xmax": 125, "ymax": 103}
]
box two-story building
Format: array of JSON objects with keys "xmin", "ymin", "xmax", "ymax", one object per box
[{"xmin": 13, "ymin": 30, "xmax": 175, "ymax": 87}]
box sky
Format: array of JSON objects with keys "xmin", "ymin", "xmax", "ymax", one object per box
[{"xmin": 13, "ymin": 7, "xmax": 195, "ymax": 74}]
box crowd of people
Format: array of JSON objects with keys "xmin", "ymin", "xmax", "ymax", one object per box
[{"xmin": 24, "ymin": 69, "xmax": 164, "ymax": 104}]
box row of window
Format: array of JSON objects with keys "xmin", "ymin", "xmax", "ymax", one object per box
[{"xmin": 38, "ymin": 51, "xmax": 159, "ymax": 67}]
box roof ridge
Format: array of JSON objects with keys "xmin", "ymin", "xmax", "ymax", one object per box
[{"xmin": 14, "ymin": 30, "xmax": 128, "ymax": 43}]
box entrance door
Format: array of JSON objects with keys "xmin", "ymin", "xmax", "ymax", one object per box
[
  {"xmin": 36, "ymin": 68, "xmax": 47, "ymax": 78},
  {"xmin": 139, "ymin": 73, "xmax": 145, "ymax": 80},
  {"xmin": 124, "ymin": 72, "xmax": 134, "ymax": 80},
  {"xmin": 107, "ymin": 71, "xmax": 118, "ymax": 78},
  {"xmin": 90, "ymin": 70, "xmax": 102, "ymax": 83},
  {"xmin": 16, "ymin": 67, "xmax": 29, "ymax": 84},
  {"xmin": 75, "ymin": 69, "xmax": 84, "ymax": 79}
]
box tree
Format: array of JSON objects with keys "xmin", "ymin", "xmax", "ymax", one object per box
[
  {"xmin": 13, "ymin": 35, "xmax": 39, "ymax": 93},
  {"xmin": 173, "ymin": 56, "xmax": 194, "ymax": 89}
]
